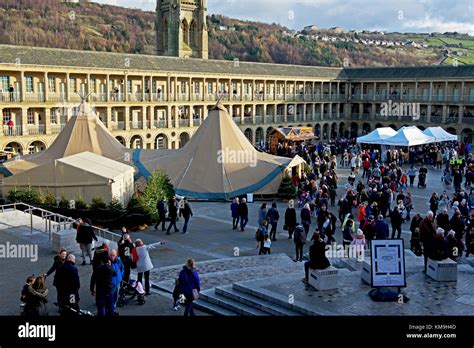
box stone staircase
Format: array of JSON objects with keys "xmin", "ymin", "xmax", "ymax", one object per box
[{"xmin": 150, "ymin": 253, "xmax": 306, "ymax": 315}]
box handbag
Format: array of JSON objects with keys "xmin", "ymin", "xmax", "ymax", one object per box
[{"xmin": 185, "ymin": 271, "xmax": 199, "ymax": 300}]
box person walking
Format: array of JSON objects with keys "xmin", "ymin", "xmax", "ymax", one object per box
[
  {"xmin": 284, "ymin": 200, "xmax": 297, "ymax": 239},
  {"xmin": 266, "ymin": 202, "xmax": 280, "ymax": 241},
  {"xmin": 109, "ymin": 249, "xmax": 124, "ymax": 313},
  {"xmin": 90, "ymin": 251, "xmax": 116, "ymax": 317},
  {"xmin": 117, "ymin": 233, "xmax": 135, "ymax": 283},
  {"xmin": 258, "ymin": 203, "xmax": 268, "ymax": 226},
  {"xmin": 180, "ymin": 197, "xmax": 193, "ymax": 234},
  {"xmin": 44, "ymin": 248, "xmax": 68, "ymax": 307},
  {"xmin": 76, "ymin": 218, "xmax": 98, "ymax": 265},
  {"xmin": 419, "ymin": 211, "xmax": 436, "ymax": 272},
  {"xmin": 390, "ymin": 206, "xmax": 403, "ymax": 239},
  {"xmin": 178, "ymin": 258, "xmax": 200, "ymax": 316},
  {"xmin": 230, "ymin": 197, "xmax": 240, "ymax": 230},
  {"xmin": 154, "ymin": 197, "xmax": 168, "ymax": 231},
  {"xmin": 23, "ymin": 276, "xmax": 49, "ymax": 317},
  {"xmin": 300, "ymin": 203, "xmax": 312, "ymax": 236},
  {"xmin": 293, "ymin": 224, "xmax": 307, "ymax": 262},
  {"xmin": 166, "ymin": 197, "xmax": 179, "ymax": 234},
  {"xmin": 238, "ymin": 198, "xmax": 249, "ymax": 231},
  {"xmin": 407, "ymin": 165, "xmax": 417, "ymax": 187},
  {"xmin": 134, "ymin": 239, "xmax": 165, "ymax": 295},
  {"xmin": 55, "ymin": 254, "xmax": 80, "ymax": 315}
]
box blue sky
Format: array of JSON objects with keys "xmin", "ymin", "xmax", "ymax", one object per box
[{"xmin": 95, "ymin": 0, "xmax": 474, "ymax": 35}]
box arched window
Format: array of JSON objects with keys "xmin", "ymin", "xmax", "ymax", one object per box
[
  {"xmin": 189, "ymin": 20, "xmax": 196, "ymax": 48},
  {"xmin": 181, "ymin": 19, "xmax": 189, "ymax": 46},
  {"xmin": 163, "ymin": 19, "xmax": 168, "ymax": 51}
]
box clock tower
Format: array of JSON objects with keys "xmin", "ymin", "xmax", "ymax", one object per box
[{"xmin": 156, "ymin": 0, "xmax": 208, "ymax": 59}]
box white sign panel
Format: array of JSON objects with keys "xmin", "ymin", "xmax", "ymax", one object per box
[{"xmin": 370, "ymin": 239, "xmax": 406, "ymax": 288}]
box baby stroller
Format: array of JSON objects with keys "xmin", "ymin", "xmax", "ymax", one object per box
[
  {"xmin": 418, "ymin": 173, "xmax": 427, "ymax": 188},
  {"xmin": 117, "ymin": 279, "xmax": 146, "ymax": 307},
  {"xmin": 297, "ymin": 191, "xmax": 310, "ymax": 208}
]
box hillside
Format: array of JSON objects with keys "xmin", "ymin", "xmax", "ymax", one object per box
[{"xmin": 0, "ymin": 0, "xmax": 472, "ymax": 67}]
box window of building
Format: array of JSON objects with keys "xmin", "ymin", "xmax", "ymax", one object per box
[
  {"xmin": 70, "ymin": 77, "xmax": 77, "ymax": 93},
  {"xmin": 27, "ymin": 110, "xmax": 34, "ymax": 124},
  {"xmin": 48, "ymin": 77, "xmax": 56, "ymax": 93},
  {"xmin": 1, "ymin": 75, "xmax": 9, "ymax": 91},
  {"xmin": 127, "ymin": 80, "xmax": 132, "ymax": 94},
  {"xmin": 194, "ymin": 81, "xmax": 200, "ymax": 94},
  {"xmin": 244, "ymin": 83, "xmax": 249, "ymax": 95},
  {"xmin": 189, "ymin": 20, "xmax": 196, "ymax": 48},
  {"xmin": 180, "ymin": 81, "xmax": 186, "ymax": 94},
  {"xmin": 91, "ymin": 78, "xmax": 97, "ymax": 93},
  {"xmin": 2, "ymin": 109, "xmax": 11, "ymax": 122},
  {"xmin": 50, "ymin": 109, "xmax": 57, "ymax": 124},
  {"xmin": 220, "ymin": 82, "xmax": 226, "ymax": 93},
  {"xmin": 208, "ymin": 82, "xmax": 213, "ymax": 94},
  {"xmin": 181, "ymin": 19, "xmax": 189, "ymax": 46},
  {"xmin": 25, "ymin": 76, "xmax": 34, "ymax": 93}
]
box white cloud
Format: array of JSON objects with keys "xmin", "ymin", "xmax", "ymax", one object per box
[{"xmin": 403, "ymin": 16, "xmax": 474, "ymax": 35}]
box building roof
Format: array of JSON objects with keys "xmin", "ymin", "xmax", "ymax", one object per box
[
  {"xmin": 0, "ymin": 44, "xmax": 343, "ymax": 80},
  {"xmin": 344, "ymin": 65, "xmax": 474, "ymax": 79},
  {"xmin": 1, "ymin": 44, "xmax": 473, "ymax": 80}
]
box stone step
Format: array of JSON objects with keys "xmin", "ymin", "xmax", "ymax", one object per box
[
  {"xmin": 233, "ymin": 276, "xmax": 337, "ymax": 316},
  {"xmin": 150, "ymin": 253, "xmax": 296, "ymax": 282},
  {"xmin": 199, "ymin": 289, "xmax": 269, "ymax": 316},
  {"xmin": 215, "ymin": 285, "xmax": 301, "ymax": 316},
  {"xmin": 192, "ymin": 299, "xmax": 238, "ymax": 316}
]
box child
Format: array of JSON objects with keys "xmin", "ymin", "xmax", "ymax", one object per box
[
  {"xmin": 351, "ymin": 229, "xmax": 366, "ymax": 261},
  {"xmin": 172, "ymin": 278, "xmax": 181, "ymax": 311},
  {"xmin": 21, "ymin": 275, "xmax": 35, "ymax": 303},
  {"xmin": 262, "ymin": 234, "xmax": 272, "ymax": 254}
]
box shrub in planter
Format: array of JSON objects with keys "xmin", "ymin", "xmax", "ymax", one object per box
[
  {"xmin": 7, "ymin": 187, "xmax": 39, "ymax": 206},
  {"xmin": 91, "ymin": 195, "xmax": 107, "ymax": 210},
  {"xmin": 278, "ymin": 175, "xmax": 296, "ymax": 199},
  {"xmin": 75, "ymin": 196, "xmax": 88, "ymax": 210}
]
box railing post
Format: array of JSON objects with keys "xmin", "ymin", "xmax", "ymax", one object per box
[{"xmin": 30, "ymin": 209, "xmax": 33, "ymax": 235}]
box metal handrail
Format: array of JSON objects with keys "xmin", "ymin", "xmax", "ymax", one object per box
[{"xmin": 0, "ymin": 202, "xmax": 121, "ymax": 242}]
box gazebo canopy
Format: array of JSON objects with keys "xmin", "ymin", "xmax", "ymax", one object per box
[
  {"xmin": 383, "ymin": 126, "xmax": 435, "ymax": 147},
  {"xmin": 356, "ymin": 127, "xmax": 397, "ymax": 144},
  {"xmin": 423, "ymin": 127, "xmax": 458, "ymax": 142}
]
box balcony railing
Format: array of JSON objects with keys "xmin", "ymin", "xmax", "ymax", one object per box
[
  {"xmin": 24, "ymin": 93, "xmax": 45, "ymax": 102},
  {"xmin": 109, "ymin": 93, "xmax": 124, "ymax": 102},
  {"xmin": 47, "ymin": 93, "xmax": 67, "ymax": 103},
  {"xmin": 430, "ymin": 115, "xmax": 443, "ymax": 123},
  {"xmin": 111, "ymin": 122, "xmax": 125, "ymax": 131},
  {"xmin": 154, "ymin": 120, "xmax": 167, "ymax": 128},
  {"xmin": 151, "ymin": 94, "xmax": 166, "ymax": 102},
  {"xmin": 1, "ymin": 125, "xmax": 22, "ymax": 136},
  {"xmin": 242, "ymin": 94, "xmax": 252, "ymax": 101},
  {"xmin": 89, "ymin": 93, "xmax": 107, "ymax": 102},
  {"xmin": 287, "ymin": 115, "xmax": 295, "ymax": 122},
  {"xmin": 264, "ymin": 115, "xmax": 274, "ymax": 123},
  {"xmin": 243, "ymin": 117, "xmax": 253, "ymax": 124},
  {"xmin": 255, "ymin": 116, "xmax": 264, "ymax": 124},
  {"xmin": 0, "ymin": 92, "xmax": 20, "ymax": 102},
  {"xmin": 27, "ymin": 124, "xmax": 46, "ymax": 135},
  {"xmin": 50, "ymin": 124, "xmax": 66, "ymax": 134},
  {"xmin": 179, "ymin": 119, "xmax": 189, "ymax": 127},
  {"xmin": 232, "ymin": 117, "xmax": 242, "ymax": 125},
  {"xmin": 129, "ymin": 121, "xmax": 143, "ymax": 129},
  {"xmin": 193, "ymin": 119, "xmax": 201, "ymax": 126},
  {"xmin": 463, "ymin": 117, "xmax": 474, "ymax": 124}
]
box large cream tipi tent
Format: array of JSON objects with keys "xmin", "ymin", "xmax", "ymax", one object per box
[
  {"xmin": 3, "ymin": 101, "xmax": 133, "ymax": 175},
  {"xmin": 137, "ymin": 104, "xmax": 305, "ymax": 199}
]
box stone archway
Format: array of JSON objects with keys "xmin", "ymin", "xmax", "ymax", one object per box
[
  {"xmin": 115, "ymin": 136, "xmax": 126, "ymax": 146},
  {"xmin": 155, "ymin": 133, "xmax": 168, "ymax": 149},
  {"xmin": 130, "ymin": 135, "xmax": 143, "ymax": 149},
  {"xmin": 4, "ymin": 142, "xmax": 23, "ymax": 155},
  {"xmin": 179, "ymin": 132, "xmax": 190, "ymax": 148},
  {"xmin": 27, "ymin": 140, "xmax": 46, "ymax": 154}
]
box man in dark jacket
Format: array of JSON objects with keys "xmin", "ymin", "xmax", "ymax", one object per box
[
  {"xmin": 390, "ymin": 206, "xmax": 403, "ymax": 239},
  {"xmin": 55, "ymin": 254, "xmax": 80, "ymax": 315},
  {"xmin": 90, "ymin": 251, "xmax": 117, "ymax": 317},
  {"xmin": 436, "ymin": 209, "xmax": 450, "ymax": 232},
  {"xmin": 154, "ymin": 197, "xmax": 168, "ymax": 231},
  {"xmin": 238, "ymin": 198, "xmax": 249, "ymax": 231},
  {"xmin": 419, "ymin": 211, "xmax": 436, "ymax": 272},
  {"xmin": 427, "ymin": 228, "xmax": 449, "ymax": 261},
  {"xmin": 180, "ymin": 197, "xmax": 193, "ymax": 234},
  {"xmin": 374, "ymin": 215, "xmax": 389, "ymax": 240},
  {"xmin": 293, "ymin": 224, "xmax": 307, "ymax": 262},
  {"xmin": 166, "ymin": 198, "xmax": 179, "ymax": 235},
  {"xmin": 303, "ymin": 232, "xmax": 330, "ymax": 283},
  {"xmin": 266, "ymin": 202, "xmax": 280, "ymax": 241},
  {"xmin": 118, "ymin": 233, "xmax": 134, "ymax": 283},
  {"xmin": 76, "ymin": 218, "xmax": 98, "ymax": 265},
  {"xmin": 284, "ymin": 200, "xmax": 297, "ymax": 239}
]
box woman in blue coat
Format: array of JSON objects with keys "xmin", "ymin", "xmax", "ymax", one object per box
[{"xmin": 178, "ymin": 258, "xmax": 201, "ymax": 316}]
